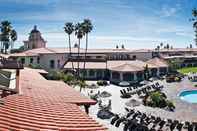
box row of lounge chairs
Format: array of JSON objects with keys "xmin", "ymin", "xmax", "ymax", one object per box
[
  {"xmin": 110, "ymin": 108, "xmax": 197, "ymax": 131},
  {"xmin": 120, "ymin": 82, "xmax": 164, "ymax": 98}
]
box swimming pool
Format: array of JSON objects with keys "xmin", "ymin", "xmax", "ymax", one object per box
[{"xmin": 179, "ymin": 90, "xmax": 197, "ymax": 103}]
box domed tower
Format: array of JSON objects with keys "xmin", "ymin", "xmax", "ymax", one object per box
[{"xmin": 23, "ymin": 25, "xmax": 46, "ymax": 50}]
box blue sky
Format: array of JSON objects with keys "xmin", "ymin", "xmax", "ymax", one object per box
[{"xmin": 0, "ymin": 0, "xmax": 196, "ymax": 49}]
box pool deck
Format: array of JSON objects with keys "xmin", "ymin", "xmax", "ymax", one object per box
[{"xmin": 81, "ymin": 78, "xmax": 197, "ymax": 131}]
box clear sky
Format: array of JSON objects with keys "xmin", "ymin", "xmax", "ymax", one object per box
[{"xmin": 0, "ymin": 0, "xmax": 197, "ymax": 49}]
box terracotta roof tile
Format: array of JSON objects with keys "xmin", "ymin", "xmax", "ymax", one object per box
[
  {"xmin": 146, "ymin": 57, "xmax": 168, "ymax": 68},
  {"xmin": 0, "ymin": 68, "xmax": 107, "ymax": 130}
]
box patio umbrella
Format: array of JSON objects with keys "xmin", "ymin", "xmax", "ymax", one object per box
[
  {"xmin": 140, "ymin": 80, "xmax": 149, "ymax": 85},
  {"xmin": 99, "ymin": 91, "xmax": 112, "ymax": 98},
  {"xmin": 119, "ymin": 81, "xmax": 130, "ymax": 87},
  {"xmin": 125, "ymin": 99, "xmax": 141, "ymax": 107}
]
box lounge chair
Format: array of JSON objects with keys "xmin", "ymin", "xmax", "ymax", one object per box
[
  {"xmin": 110, "ymin": 114, "xmax": 120, "ymax": 125},
  {"xmin": 115, "ymin": 117, "xmax": 126, "ymax": 127},
  {"xmin": 176, "ymin": 123, "xmax": 183, "ymax": 131}
]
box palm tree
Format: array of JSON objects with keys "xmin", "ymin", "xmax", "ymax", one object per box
[
  {"xmin": 82, "ymin": 19, "xmax": 93, "ymax": 79},
  {"xmin": 77, "ymin": 79, "xmax": 87, "ymax": 92},
  {"xmin": 75, "ymin": 23, "xmax": 84, "ymax": 78},
  {"xmin": 160, "ymin": 42, "xmax": 163, "ymax": 49},
  {"xmin": 10, "ymin": 29, "xmax": 17, "ymax": 50},
  {"xmin": 192, "ymin": 8, "xmax": 197, "ymax": 45},
  {"xmin": 64, "ymin": 22, "xmax": 75, "ymax": 71},
  {"xmin": 0, "ymin": 20, "xmax": 17, "ymax": 54}
]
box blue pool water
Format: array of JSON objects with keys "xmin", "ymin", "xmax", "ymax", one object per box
[{"xmin": 179, "ymin": 90, "xmax": 197, "ymax": 103}]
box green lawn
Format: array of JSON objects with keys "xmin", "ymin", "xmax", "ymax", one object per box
[{"xmin": 178, "ymin": 67, "xmax": 197, "ymax": 74}]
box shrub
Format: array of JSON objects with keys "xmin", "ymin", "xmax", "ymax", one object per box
[
  {"xmin": 46, "ymin": 70, "xmax": 63, "ymax": 80},
  {"xmin": 144, "ymin": 91, "xmax": 175, "ymax": 111},
  {"xmin": 195, "ymin": 84, "xmax": 197, "ymax": 87},
  {"xmin": 166, "ymin": 100, "xmax": 175, "ymax": 111},
  {"xmin": 62, "ymin": 73, "xmax": 76, "ymax": 85},
  {"xmin": 175, "ymin": 77, "xmax": 181, "ymax": 82},
  {"xmin": 29, "ymin": 64, "xmax": 42, "ymax": 69},
  {"xmin": 97, "ymin": 80, "xmax": 108, "ymax": 86}
]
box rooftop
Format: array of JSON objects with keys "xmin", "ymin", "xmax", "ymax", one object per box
[{"xmin": 0, "ymin": 68, "xmax": 107, "ymax": 130}]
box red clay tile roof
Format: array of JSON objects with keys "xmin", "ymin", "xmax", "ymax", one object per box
[
  {"xmin": 0, "ymin": 68, "xmax": 107, "ymax": 130},
  {"xmin": 107, "ymin": 60, "xmax": 156, "ymax": 72},
  {"xmin": 146, "ymin": 57, "xmax": 168, "ymax": 68}
]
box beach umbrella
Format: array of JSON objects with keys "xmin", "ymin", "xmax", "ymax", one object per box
[{"xmin": 125, "ymin": 99, "xmax": 141, "ymax": 107}]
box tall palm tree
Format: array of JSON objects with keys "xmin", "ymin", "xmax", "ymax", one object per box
[
  {"xmin": 192, "ymin": 8, "xmax": 197, "ymax": 45},
  {"xmin": 75, "ymin": 23, "xmax": 84, "ymax": 78},
  {"xmin": 0, "ymin": 20, "xmax": 17, "ymax": 54},
  {"xmin": 82, "ymin": 19, "xmax": 93, "ymax": 79},
  {"xmin": 64, "ymin": 22, "xmax": 74, "ymax": 71},
  {"xmin": 10, "ymin": 29, "xmax": 17, "ymax": 49}
]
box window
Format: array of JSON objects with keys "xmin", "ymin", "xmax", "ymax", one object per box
[
  {"xmin": 57, "ymin": 60, "xmax": 60, "ymax": 68},
  {"xmin": 123, "ymin": 73, "xmax": 134, "ymax": 81},
  {"xmin": 132, "ymin": 55, "xmax": 136, "ymax": 60},
  {"xmin": 37, "ymin": 57, "xmax": 40, "ymax": 64},
  {"xmin": 30, "ymin": 58, "xmax": 34, "ymax": 64},
  {"xmin": 50, "ymin": 60, "xmax": 55, "ymax": 69},
  {"xmin": 21, "ymin": 58, "xmax": 25, "ymax": 64},
  {"xmin": 112, "ymin": 72, "xmax": 120, "ymax": 80},
  {"xmin": 89, "ymin": 70, "xmax": 95, "ymax": 76}
]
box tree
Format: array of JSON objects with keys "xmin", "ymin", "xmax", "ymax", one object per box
[
  {"xmin": 81, "ymin": 19, "xmax": 93, "ymax": 79},
  {"xmin": 75, "ymin": 23, "xmax": 84, "ymax": 78},
  {"xmin": 168, "ymin": 59, "xmax": 183, "ymax": 70},
  {"xmin": 144, "ymin": 64, "xmax": 150, "ymax": 80},
  {"xmin": 166, "ymin": 44, "xmax": 170, "ymax": 49},
  {"xmin": 77, "ymin": 79, "xmax": 87, "ymax": 92},
  {"xmin": 0, "ymin": 20, "xmax": 17, "ymax": 54},
  {"xmin": 64, "ymin": 22, "xmax": 75, "ymax": 71},
  {"xmin": 160, "ymin": 42, "xmax": 163, "ymax": 48},
  {"xmin": 116, "ymin": 45, "xmax": 119, "ymax": 49},
  {"xmin": 121, "ymin": 44, "xmax": 125, "ymax": 49},
  {"xmin": 10, "ymin": 29, "xmax": 17, "ymax": 50},
  {"xmin": 190, "ymin": 44, "xmax": 193, "ymax": 48},
  {"xmin": 191, "ymin": 8, "xmax": 197, "ymax": 46}
]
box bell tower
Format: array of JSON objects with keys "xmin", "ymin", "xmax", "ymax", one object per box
[{"xmin": 23, "ymin": 25, "xmax": 46, "ymax": 50}]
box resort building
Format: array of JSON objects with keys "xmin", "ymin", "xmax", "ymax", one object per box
[
  {"xmin": 155, "ymin": 48, "xmax": 197, "ymax": 68},
  {"xmin": 63, "ymin": 58, "xmax": 169, "ymax": 84}
]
